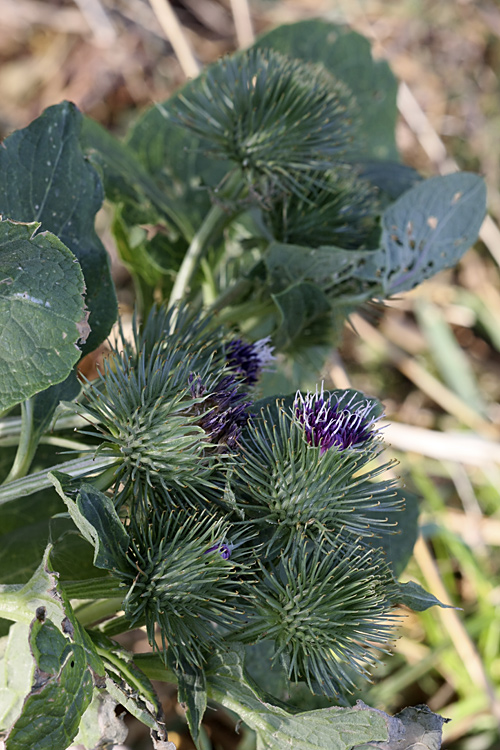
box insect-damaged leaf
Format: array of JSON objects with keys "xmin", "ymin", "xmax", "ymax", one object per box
[
  {"xmin": 0, "ymin": 101, "xmax": 117, "ymax": 353},
  {"xmin": 0, "ymin": 219, "xmax": 86, "ymax": 412}
]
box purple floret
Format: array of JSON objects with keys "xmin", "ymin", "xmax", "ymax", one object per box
[
  {"xmin": 294, "ymin": 386, "xmax": 381, "ymax": 454},
  {"xmin": 226, "ymin": 337, "xmax": 275, "ymax": 386},
  {"xmin": 190, "ymin": 374, "xmax": 251, "ymax": 449}
]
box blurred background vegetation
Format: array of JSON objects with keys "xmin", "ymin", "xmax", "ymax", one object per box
[{"xmin": 1, "ymin": 1, "xmax": 500, "ymax": 748}]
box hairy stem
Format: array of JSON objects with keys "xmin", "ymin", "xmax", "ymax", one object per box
[
  {"xmin": 168, "ymin": 171, "xmax": 243, "ymax": 308},
  {"xmin": 3, "ymin": 399, "xmax": 35, "ymax": 483}
]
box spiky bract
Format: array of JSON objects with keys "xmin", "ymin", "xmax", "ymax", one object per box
[
  {"xmin": 239, "ymin": 538, "xmax": 397, "ymax": 695},
  {"xmin": 172, "ymin": 48, "xmax": 356, "ymax": 199},
  {"xmin": 235, "ymin": 401, "xmax": 401, "ymax": 554},
  {"xmin": 122, "ymin": 511, "xmax": 250, "ymax": 668},
  {"xmin": 75, "ymin": 305, "xmax": 251, "ymax": 513},
  {"xmin": 266, "ymin": 167, "xmax": 379, "ymax": 249}
]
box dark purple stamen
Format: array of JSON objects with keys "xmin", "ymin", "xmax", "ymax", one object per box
[
  {"xmin": 205, "ymin": 543, "xmax": 232, "ymax": 560},
  {"xmin": 226, "ymin": 337, "xmax": 274, "ymax": 387},
  {"xmin": 294, "ymin": 387, "xmax": 380, "ymax": 454},
  {"xmin": 189, "ymin": 374, "xmax": 251, "ymax": 449}
]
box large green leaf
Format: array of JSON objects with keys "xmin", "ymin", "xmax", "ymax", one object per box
[
  {"xmin": 254, "ymin": 20, "xmax": 399, "ymax": 161},
  {"xmin": 88, "ymin": 631, "xmax": 170, "ymax": 741},
  {"xmin": 358, "ymin": 173, "xmax": 487, "ymax": 295},
  {"xmin": 0, "ymin": 219, "xmax": 86, "ymax": 412},
  {"xmin": 0, "ymin": 546, "xmax": 105, "ymax": 750},
  {"xmin": 271, "ymin": 281, "xmax": 332, "ymax": 351},
  {"xmin": 0, "ymin": 101, "xmax": 117, "ymax": 352},
  {"xmin": 206, "ymin": 647, "xmax": 396, "ymax": 750},
  {"xmin": 265, "ymin": 241, "xmax": 367, "ymax": 289},
  {"xmin": 353, "ymin": 705, "xmax": 449, "ymax": 750},
  {"xmin": 169, "ymin": 653, "xmax": 207, "ymax": 749}
]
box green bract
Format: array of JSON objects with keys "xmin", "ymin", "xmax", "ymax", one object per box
[
  {"xmin": 238, "ymin": 538, "xmax": 396, "ymax": 696},
  {"xmin": 234, "ymin": 400, "xmax": 400, "ymax": 555}
]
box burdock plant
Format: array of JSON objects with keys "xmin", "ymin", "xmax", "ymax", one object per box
[{"xmin": 0, "ymin": 16, "xmax": 487, "ymax": 750}]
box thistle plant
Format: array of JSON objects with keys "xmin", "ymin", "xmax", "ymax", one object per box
[{"xmin": 0, "ymin": 16, "xmax": 487, "ymax": 750}]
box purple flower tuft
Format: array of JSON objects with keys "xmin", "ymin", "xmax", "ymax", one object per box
[
  {"xmin": 294, "ymin": 386, "xmax": 381, "ymax": 454},
  {"xmin": 226, "ymin": 337, "xmax": 275, "ymax": 386},
  {"xmin": 205, "ymin": 542, "xmax": 233, "ymax": 560},
  {"xmin": 190, "ymin": 374, "xmax": 251, "ymax": 449}
]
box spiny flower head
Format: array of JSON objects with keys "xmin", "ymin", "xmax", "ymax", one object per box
[
  {"xmin": 234, "ymin": 395, "xmax": 400, "ymax": 555},
  {"xmin": 266, "ymin": 167, "xmax": 379, "ymax": 250},
  {"xmin": 225, "ymin": 337, "xmax": 275, "ymax": 386},
  {"xmin": 294, "ymin": 385, "xmax": 382, "ymax": 454},
  {"xmin": 72, "ymin": 305, "xmax": 246, "ymax": 512},
  {"xmin": 122, "ymin": 511, "xmax": 251, "ymax": 668},
  {"xmin": 169, "ymin": 47, "xmax": 356, "ymax": 199},
  {"xmin": 238, "ymin": 537, "xmax": 397, "ymax": 696}
]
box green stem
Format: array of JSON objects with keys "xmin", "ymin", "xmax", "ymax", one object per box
[
  {"xmin": 0, "ymin": 454, "xmax": 117, "ymax": 507},
  {"xmin": 63, "ymin": 577, "xmax": 125, "ymax": 600},
  {"xmin": 3, "ymin": 399, "xmax": 36, "ymax": 483},
  {"xmin": 0, "ymin": 412, "xmax": 92, "ymax": 442},
  {"xmin": 133, "ymin": 653, "xmax": 177, "ymax": 684},
  {"xmin": 73, "ymin": 598, "xmax": 125, "ymax": 627},
  {"xmin": 99, "ymin": 613, "xmax": 138, "ymax": 637},
  {"xmin": 208, "ymin": 277, "xmax": 253, "ymax": 314},
  {"xmin": 168, "ymin": 171, "xmax": 243, "ymax": 308}
]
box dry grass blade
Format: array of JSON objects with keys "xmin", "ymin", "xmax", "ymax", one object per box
[
  {"xmin": 382, "ymin": 422, "xmax": 500, "ymax": 465},
  {"xmin": 351, "ymin": 314, "xmax": 498, "ymax": 438},
  {"xmin": 230, "ymin": 0, "xmax": 255, "ymax": 48},
  {"xmin": 413, "ymin": 535, "xmax": 500, "ymax": 728},
  {"xmin": 148, "ymin": 0, "xmax": 200, "ymax": 78}
]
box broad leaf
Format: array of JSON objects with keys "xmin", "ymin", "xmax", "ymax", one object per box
[
  {"xmin": 206, "ymin": 646, "xmax": 398, "ymax": 750},
  {"xmin": 271, "ymin": 281, "xmax": 332, "ymax": 351},
  {"xmin": 50, "ymin": 472, "xmax": 129, "ymax": 575},
  {"xmin": 89, "ymin": 631, "xmax": 169, "ymax": 740},
  {"xmin": 168, "ymin": 652, "xmax": 207, "ymax": 748},
  {"xmin": 355, "ymin": 161, "xmax": 422, "ymax": 206},
  {"xmin": 0, "ymin": 546, "xmax": 105, "ymax": 750},
  {"xmin": 71, "ymin": 690, "xmax": 128, "ymax": 749},
  {"xmin": 0, "ymin": 219, "xmax": 86, "ymax": 412},
  {"xmin": 0, "ymin": 101, "xmax": 117, "ymax": 352},
  {"xmin": 358, "ymin": 173, "xmax": 486, "ymax": 295},
  {"xmin": 0, "ymin": 623, "xmax": 33, "ymax": 731},
  {"xmin": 255, "ymin": 20, "xmax": 399, "ymax": 161},
  {"xmin": 127, "ymin": 88, "xmax": 230, "ymax": 235},
  {"xmin": 265, "ymin": 241, "xmax": 368, "ymax": 288}
]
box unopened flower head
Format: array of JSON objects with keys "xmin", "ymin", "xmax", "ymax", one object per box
[
  {"xmin": 294, "ymin": 386, "xmax": 381, "ymax": 454},
  {"xmin": 226, "ymin": 337, "xmax": 275, "ymax": 386},
  {"xmin": 205, "ymin": 542, "xmax": 233, "ymax": 560}
]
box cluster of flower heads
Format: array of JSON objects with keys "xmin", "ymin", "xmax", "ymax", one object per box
[{"xmin": 78, "ymin": 306, "xmax": 404, "ymax": 696}]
